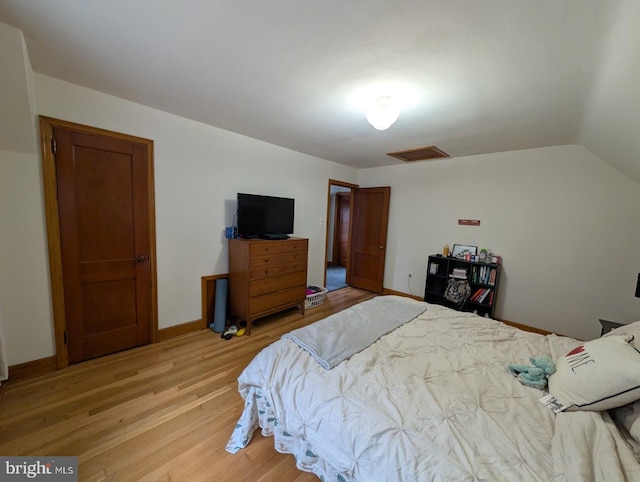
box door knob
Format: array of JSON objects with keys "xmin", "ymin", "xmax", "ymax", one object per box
[
  {"xmin": 136, "ymin": 255, "xmax": 145, "ymax": 263},
  {"xmin": 379, "ymin": 246, "xmax": 385, "ymax": 250}
]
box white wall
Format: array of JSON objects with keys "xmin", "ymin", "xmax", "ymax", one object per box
[
  {"xmin": 0, "ymin": 22, "xmax": 37, "ymax": 154},
  {"xmin": 0, "ymin": 150, "xmax": 55, "ymax": 365},
  {"xmin": 0, "ymin": 22, "xmax": 54, "ymax": 366},
  {"xmin": 359, "ymin": 145, "xmax": 640, "ymax": 340}
]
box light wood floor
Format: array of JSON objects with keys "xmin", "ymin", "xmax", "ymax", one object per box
[{"xmin": 0, "ymin": 287, "xmax": 375, "ymax": 482}]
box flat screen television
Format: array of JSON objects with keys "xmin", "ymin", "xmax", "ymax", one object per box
[{"xmin": 236, "ymin": 193, "xmax": 295, "ymax": 240}]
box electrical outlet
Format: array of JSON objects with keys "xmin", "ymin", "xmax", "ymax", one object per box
[{"xmin": 408, "ymin": 272, "xmax": 413, "ymax": 278}]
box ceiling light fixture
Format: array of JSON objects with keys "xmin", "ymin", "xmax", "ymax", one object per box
[{"xmin": 366, "ymin": 96, "xmax": 399, "ymax": 131}]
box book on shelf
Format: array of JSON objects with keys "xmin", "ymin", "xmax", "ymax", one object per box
[
  {"xmin": 470, "ymin": 288, "xmax": 492, "ymax": 304},
  {"xmin": 472, "ymin": 266, "xmax": 497, "ymax": 285},
  {"xmin": 489, "ymin": 268, "xmax": 496, "ymax": 286},
  {"xmin": 471, "ymin": 288, "xmax": 483, "ymax": 301},
  {"xmin": 478, "ymin": 289, "xmax": 491, "ymax": 303}
]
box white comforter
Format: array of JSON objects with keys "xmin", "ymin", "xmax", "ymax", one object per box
[{"xmin": 227, "ymin": 303, "xmax": 640, "ymax": 481}]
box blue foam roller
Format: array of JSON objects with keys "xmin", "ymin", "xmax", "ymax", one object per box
[{"xmin": 212, "ymin": 278, "xmax": 228, "ymax": 332}]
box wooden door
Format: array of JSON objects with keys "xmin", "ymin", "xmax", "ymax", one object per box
[
  {"xmin": 336, "ymin": 192, "xmax": 350, "ymax": 266},
  {"xmin": 50, "ymin": 121, "xmax": 154, "ymax": 364},
  {"xmin": 347, "ymin": 187, "xmax": 390, "ymax": 293}
]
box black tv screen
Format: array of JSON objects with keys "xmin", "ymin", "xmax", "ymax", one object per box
[{"xmin": 237, "ymin": 193, "xmax": 295, "ymax": 239}]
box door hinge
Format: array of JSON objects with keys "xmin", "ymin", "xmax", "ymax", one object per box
[
  {"xmin": 51, "ymin": 138, "xmax": 57, "ymax": 155},
  {"xmin": 63, "ymin": 330, "xmax": 68, "ymax": 345}
]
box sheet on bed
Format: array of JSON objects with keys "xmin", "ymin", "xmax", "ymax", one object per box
[
  {"xmin": 227, "ymin": 303, "xmax": 640, "ymax": 481},
  {"xmin": 282, "ymin": 295, "xmax": 427, "ymax": 369}
]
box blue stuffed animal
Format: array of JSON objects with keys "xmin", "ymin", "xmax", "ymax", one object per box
[{"xmin": 508, "ymin": 356, "xmax": 556, "ymax": 389}]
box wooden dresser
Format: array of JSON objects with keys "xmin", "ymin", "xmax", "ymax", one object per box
[{"xmin": 228, "ymin": 237, "xmax": 308, "ymax": 334}]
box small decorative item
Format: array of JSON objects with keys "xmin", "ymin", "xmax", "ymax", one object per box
[
  {"xmin": 479, "ymin": 248, "xmax": 487, "ymax": 262},
  {"xmin": 429, "ymin": 262, "xmax": 438, "ymax": 274},
  {"xmin": 443, "ymin": 244, "xmax": 450, "ymax": 257},
  {"xmin": 451, "ymin": 244, "xmax": 478, "ymax": 259}
]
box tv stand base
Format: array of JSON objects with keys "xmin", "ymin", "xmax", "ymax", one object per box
[{"xmin": 259, "ymin": 234, "xmax": 289, "ymax": 240}]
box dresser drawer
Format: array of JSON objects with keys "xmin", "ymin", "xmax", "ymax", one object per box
[
  {"xmin": 281, "ymin": 251, "xmax": 307, "ymax": 264},
  {"xmin": 250, "ymin": 285, "xmax": 305, "ymax": 314},
  {"xmin": 280, "ymin": 261, "xmax": 306, "ymax": 274},
  {"xmin": 282, "ymin": 239, "xmax": 308, "ymax": 253},
  {"xmin": 250, "ymin": 251, "xmax": 306, "ymax": 269},
  {"xmin": 249, "ymin": 243, "xmax": 283, "ymax": 256},
  {"xmin": 250, "ymin": 270, "xmax": 306, "ymax": 297},
  {"xmin": 250, "ymin": 266, "xmax": 281, "ymax": 280},
  {"xmin": 249, "ymin": 254, "xmax": 283, "ymax": 269}
]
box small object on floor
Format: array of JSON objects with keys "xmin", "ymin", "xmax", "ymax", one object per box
[
  {"xmin": 508, "ymin": 356, "xmax": 556, "ymax": 389},
  {"xmin": 236, "ymin": 328, "xmax": 246, "ymax": 337},
  {"xmin": 306, "ymin": 285, "xmax": 323, "ymax": 295},
  {"xmin": 221, "ymin": 325, "xmax": 238, "ymax": 340}
]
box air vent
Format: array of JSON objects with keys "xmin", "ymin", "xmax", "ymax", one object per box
[{"xmin": 387, "ymin": 145, "xmax": 449, "ymax": 162}]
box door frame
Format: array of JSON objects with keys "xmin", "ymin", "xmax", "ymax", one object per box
[
  {"xmin": 324, "ymin": 179, "xmax": 358, "ymax": 288},
  {"xmin": 39, "ymin": 116, "xmax": 159, "ymax": 369}
]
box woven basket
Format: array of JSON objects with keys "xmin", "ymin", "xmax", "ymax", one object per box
[{"xmin": 305, "ymin": 287, "xmax": 328, "ymax": 309}]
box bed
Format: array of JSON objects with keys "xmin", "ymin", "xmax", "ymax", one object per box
[{"xmin": 226, "ymin": 296, "xmax": 640, "ymax": 481}]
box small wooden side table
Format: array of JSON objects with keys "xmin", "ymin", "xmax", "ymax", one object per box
[{"xmin": 598, "ymin": 318, "xmax": 626, "ymax": 336}]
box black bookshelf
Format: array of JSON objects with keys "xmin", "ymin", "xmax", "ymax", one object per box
[{"xmin": 424, "ymin": 254, "xmax": 501, "ymax": 318}]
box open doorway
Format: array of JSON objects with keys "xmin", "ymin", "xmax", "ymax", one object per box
[
  {"xmin": 324, "ymin": 180, "xmax": 391, "ymax": 295},
  {"xmin": 325, "ymin": 180, "xmax": 357, "ymax": 292}
]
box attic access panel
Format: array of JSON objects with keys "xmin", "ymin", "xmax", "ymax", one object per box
[{"xmin": 387, "ymin": 145, "xmax": 449, "ymax": 162}]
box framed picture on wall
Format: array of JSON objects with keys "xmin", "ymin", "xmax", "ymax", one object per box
[{"xmin": 451, "ymin": 244, "xmax": 477, "ymax": 259}]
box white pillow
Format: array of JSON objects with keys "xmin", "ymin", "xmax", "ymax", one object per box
[
  {"xmin": 614, "ymin": 400, "xmax": 640, "ymax": 444},
  {"xmin": 548, "ymin": 335, "xmax": 640, "ymax": 411},
  {"xmin": 604, "ymin": 320, "xmax": 640, "ymax": 347}
]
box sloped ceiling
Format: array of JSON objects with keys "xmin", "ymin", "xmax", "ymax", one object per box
[{"xmin": 0, "ymin": 0, "xmax": 636, "ymax": 175}]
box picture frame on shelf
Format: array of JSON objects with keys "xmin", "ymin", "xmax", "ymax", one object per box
[{"xmin": 451, "ymin": 244, "xmax": 477, "ymax": 259}]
